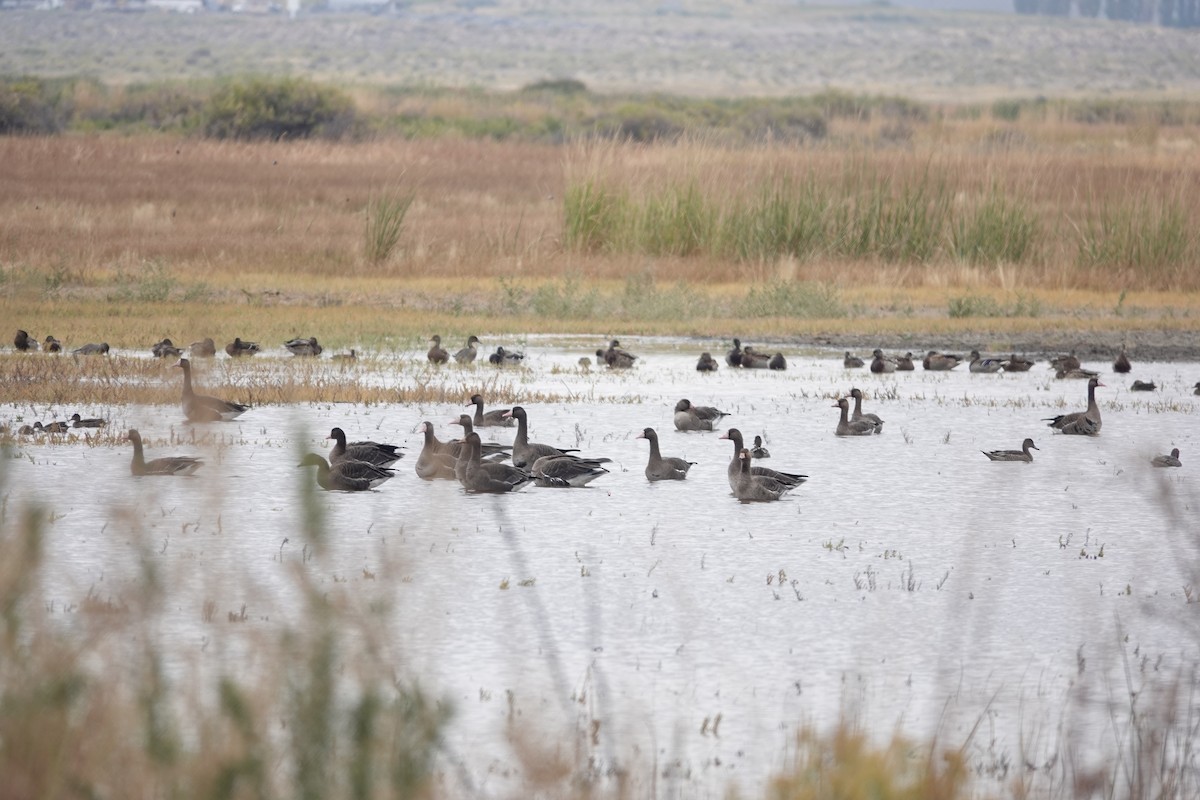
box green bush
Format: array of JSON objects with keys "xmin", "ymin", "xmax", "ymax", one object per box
[
  {"xmin": 201, "ymin": 77, "xmax": 358, "ymax": 141},
  {"xmin": 0, "ymin": 76, "xmax": 71, "ymax": 134}
]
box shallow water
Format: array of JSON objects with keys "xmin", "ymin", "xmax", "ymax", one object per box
[{"xmin": 4, "ymin": 341, "xmax": 1199, "ymax": 796}]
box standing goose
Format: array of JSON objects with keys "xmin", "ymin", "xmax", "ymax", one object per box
[
  {"xmin": 531, "ymin": 454, "xmax": 610, "ymax": 488},
  {"xmin": 469, "ymin": 393, "xmax": 515, "ymax": 427},
  {"xmin": 726, "ymin": 338, "xmax": 744, "ymax": 367},
  {"xmin": 968, "ymin": 350, "xmax": 1006, "ymax": 373},
  {"xmin": 983, "ymin": 438, "xmax": 1039, "ymax": 462},
  {"xmin": 1044, "ymin": 377, "xmax": 1103, "ymax": 435},
  {"xmin": 189, "ymin": 337, "xmax": 217, "ymax": 358},
  {"xmin": 717, "ymin": 428, "xmax": 806, "ymax": 492},
  {"xmin": 327, "ymin": 427, "xmax": 403, "ymax": 468},
  {"xmin": 1003, "ymin": 354, "xmax": 1035, "ymax": 372},
  {"xmin": 870, "ymin": 349, "xmax": 896, "ymax": 374},
  {"xmin": 457, "ymin": 433, "xmax": 532, "ymax": 493},
  {"xmin": 848, "ymin": 388, "xmax": 884, "ymax": 431},
  {"xmin": 285, "ymin": 337, "xmax": 322, "ymax": 357},
  {"xmin": 152, "ymin": 338, "xmax": 183, "ymax": 358},
  {"xmin": 696, "ymin": 352, "xmax": 719, "ymax": 372},
  {"xmin": 503, "ymin": 406, "xmax": 582, "ymax": 469},
  {"xmin": 732, "ymin": 449, "xmax": 795, "ymax": 502},
  {"xmin": 834, "ymin": 398, "xmax": 882, "ymax": 436},
  {"xmin": 1113, "ymin": 350, "xmax": 1132, "ymax": 373},
  {"xmin": 14, "ymin": 329, "xmax": 37, "ymax": 351},
  {"xmin": 750, "ymin": 435, "xmax": 770, "ymax": 459},
  {"xmin": 1151, "ymin": 448, "xmax": 1182, "ymax": 468},
  {"xmin": 427, "ymin": 335, "xmax": 449, "ymax": 365},
  {"xmin": 224, "ymin": 337, "xmax": 260, "ymax": 358},
  {"xmin": 298, "ymin": 453, "xmax": 394, "ymax": 491},
  {"xmin": 70, "ymin": 413, "xmax": 106, "ymax": 429},
  {"xmin": 636, "ymin": 427, "xmax": 695, "ymax": 481},
  {"xmin": 126, "ymin": 429, "xmax": 203, "ymax": 476},
  {"xmin": 674, "ymin": 399, "xmax": 729, "ymax": 432},
  {"xmin": 453, "ymin": 335, "xmax": 481, "ymax": 364},
  {"xmin": 922, "ymin": 351, "xmax": 962, "ymax": 371},
  {"xmin": 414, "ymin": 421, "xmax": 460, "ymax": 481},
  {"xmin": 843, "ymin": 351, "xmax": 865, "ymax": 369},
  {"xmin": 895, "ymin": 352, "xmax": 916, "ymax": 371},
  {"xmin": 175, "ymin": 358, "xmax": 250, "ymax": 422}
]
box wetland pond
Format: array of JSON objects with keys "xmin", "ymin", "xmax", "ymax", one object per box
[{"xmin": 4, "ymin": 337, "xmax": 1199, "ymax": 797}]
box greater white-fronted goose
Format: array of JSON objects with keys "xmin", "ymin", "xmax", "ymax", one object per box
[
  {"xmin": 968, "ymin": 350, "xmax": 1006, "ymax": 373},
  {"xmin": 332, "ymin": 349, "xmax": 358, "ymax": 361},
  {"xmin": 298, "ymin": 453, "xmax": 394, "ymax": 491},
  {"xmin": 1050, "ymin": 352, "xmax": 1081, "ymax": 372},
  {"xmin": 844, "ymin": 351, "xmax": 865, "ymax": 369},
  {"xmin": 414, "ymin": 421, "xmax": 460, "ymax": 480},
  {"xmin": 750, "ymin": 435, "xmax": 770, "ymax": 459},
  {"xmin": 427, "ymin": 335, "xmax": 449, "ymax": 365},
  {"xmin": 14, "ymin": 329, "xmax": 37, "ymax": 351},
  {"xmin": 1055, "ymin": 367, "xmax": 1099, "ymax": 380},
  {"xmin": 983, "ymin": 438, "xmax": 1038, "ymax": 462},
  {"xmin": 732, "ymin": 449, "xmax": 794, "ymax": 502},
  {"xmin": 895, "ymin": 352, "xmax": 916, "ymax": 371},
  {"xmin": 458, "ymin": 433, "xmax": 532, "ymax": 493},
  {"xmin": 70, "ymin": 413, "xmax": 106, "ymax": 429},
  {"xmin": 531, "ymin": 454, "xmax": 610, "ymax": 487},
  {"xmin": 1002, "ymin": 354, "xmax": 1034, "ymax": 372},
  {"xmin": 469, "ymin": 393, "xmax": 515, "ymax": 427},
  {"xmin": 636, "ymin": 427, "xmax": 695, "ymax": 481},
  {"xmin": 1045, "ymin": 377, "xmax": 1103, "ymax": 435},
  {"xmin": 453, "ymin": 335, "xmax": 481, "ymax": 364},
  {"xmin": 327, "ymin": 427, "xmax": 403, "ymax": 468},
  {"xmin": 870, "ymin": 349, "xmax": 896, "ymax": 374},
  {"xmin": 674, "ymin": 399, "xmax": 729, "ymax": 432},
  {"xmin": 1152, "ymin": 448, "xmax": 1182, "ymax": 468},
  {"xmin": 503, "ymin": 406, "xmax": 581, "ymax": 469},
  {"xmin": 42, "ymin": 335, "xmax": 62, "ymax": 353},
  {"xmin": 175, "ymin": 358, "xmax": 250, "ymax": 422},
  {"xmin": 127, "ymin": 429, "xmax": 203, "ymax": 476},
  {"xmin": 189, "ymin": 337, "xmax": 217, "ymax": 357},
  {"xmin": 717, "ymin": 428, "xmax": 806, "ymax": 492},
  {"xmin": 152, "ymin": 338, "xmax": 182, "ymax": 358},
  {"xmin": 834, "ymin": 398, "xmax": 882, "ymax": 436},
  {"xmin": 1113, "ymin": 350, "xmax": 1132, "ymax": 373},
  {"xmin": 740, "ymin": 347, "xmax": 770, "ymax": 369},
  {"xmin": 769, "ymin": 352, "xmax": 787, "ymax": 371},
  {"xmin": 598, "ymin": 339, "xmax": 636, "ymax": 369},
  {"xmin": 73, "ymin": 342, "xmax": 109, "ymax": 356},
  {"xmin": 285, "ymin": 337, "xmax": 322, "ymax": 357},
  {"xmin": 696, "ymin": 352, "xmax": 719, "ymax": 372},
  {"xmin": 922, "ymin": 351, "xmax": 961, "ymax": 371},
  {"xmin": 489, "ymin": 346, "xmax": 525, "ymax": 366},
  {"xmin": 848, "ymin": 388, "xmax": 884, "ymax": 431},
  {"xmin": 1130, "ymin": 380, "xmax": 1157, "ymax": 392},
  {"xmin": 450, "ymin": 414, "xmax": 513, "ymax": 460},
  {"xmin": 225, "ymin": 337, "xmax": 259, "ymax": 358},
  {"xmin": 726, "ymin": 339, "xmax": 743, "ymax": 367}
]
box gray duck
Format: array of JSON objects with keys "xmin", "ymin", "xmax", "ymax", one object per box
[
  {"xmin": 1151, "ymin": 448, "xmax": 1182, "ymax": 468},
  {"xmin": 983, "ymin": 438, "xmax": 1038, "ymax": 462}
]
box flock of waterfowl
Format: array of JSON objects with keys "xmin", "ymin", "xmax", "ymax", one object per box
[{"xmin": 7, "ymin": 330, "xmax": 1193, "ymax": 500}]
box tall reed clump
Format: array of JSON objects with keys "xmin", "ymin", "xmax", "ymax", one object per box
[
  {"xmin": 950, "ymin": 188, "xmax": 1040, "ymax": 266},
  {"xmin": 0, "ymin": 442, "xmax": 448, "ymax": 799},
  {"xmin": 364, "ymin": 188, "xmax": 415, "ymax": 265},
  {"xmin": 562, "ymin": 179, "xmax": 625, "ymax": 253},
  {"xmin": 1075, "ymin": 192, "xmax": 1198, "ymax": 285}
]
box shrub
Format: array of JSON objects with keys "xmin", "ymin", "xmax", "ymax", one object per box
[
  {"xmin": 201, "ymin": 77, "xmax": 358, "ymax": 141},
  {"xmin": 0, "ymin": 77, "xmax": 71, "ymax": 134}
]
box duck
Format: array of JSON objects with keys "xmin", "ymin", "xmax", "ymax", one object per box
[
  {"xmin": 175, "ymin": 358, "xmax": 251, "ymax": 422},
  {"xmin": 531, "ymin": 453, "xmax": 610, "ymax": 488},
  {"xmin": 152, "ymin": 338, "xmax": 183, "ymax": 358},
  {"xmin": 848, "ymin": 388, "xmax": 884, "ymax": 431},
  {"xmin": 1045, "ymin": 377, "xmax": 1103, "ymax": 435},
  {"xmin": 42, "ymin": 335, "xmax": 63, "ymax": 353},
  {"xmin": 717, "ymin": 429, "xmax": 806, "ymax": 493},
  {"xmin": 834, "ymin": 397, "xmax": 882, "ymax": 436},
  {"xmin": 297, "ymin": 453, "xmax": 394, "ymax": 491},
  {"xmin": 1130, "ymin": 380, "xmax": 1157, "ymax": 392},
  {"xmin": 1151, "ymin": 448, "xmax": 1182, "ymax": 468},
  {"xmin": 1002, "ymin": 354, "xmax": 1035, "ymax": 372},
  {"xmin": 456, "ymin": 432, "xmax": 532, "ymax": 493},
  {"xmin": 636, "ymin": 427, "xmax": 695, "ymax": 481},
  {"xmin": 126, "ymin": 429, "xmax": 203, "ymax": 476},
  {"xmin": 453, "ymin": 335, "xmax": 481, "ymax": 364},
  {"xmin": 726, "ymin": 339, "xmax": 744, "ymax": 367},
  {"xmin": 750, "ymin": 435, "xmax": 770, "ymax": 459},
  {"xmin": 414, "ymin": 421, "xmax": 460, "ymax": 481},
  {"xmin": 696, "ymin": 352, "xmax": 719, "ymax": 372},
  {"xmin": 426, "ymin": 335, "xmax": 449, "ymax": 365},
  {"xmin": 1113, "ymin": 350, "xmax": 1132, "ymax": 374},
  {"xmin": 285, "ymin": 337, "xmax": 322, "ymax": 357},
  {"xmin": 1055, "ymin": 368, "xmax": 1099, "ymax": 380},
  {"xmin": 189, "ymin": 338, "xmax": 217, "ymax": 358},
  {"xmin": 870, "ymin": 349, "xmax": 896, "ymax": 374},
  {"xmin": 1050, "ymin": 352, "xmax": 1081, "ymax": 373},
  {"xmin": 73, "ymin": 342, "xmax": 109, "ymax": 356},
  {"xmin": 731, "ymin": 449, "xmax": 795, "ymax": 502},
  {"xmin": 1194, "ymin": 382, "xmax": 1200, "ymax": 396},
  {"xmin": 740, "ymin": 347, "xmax": 770, "ymax": 369},
  {"xmin": 968, "ymin": 350, "xmax": 1006, "ymax": 373},
  {"xmin": 922, "ymin": 351, "xmax": 962, "ymax": 371},
  {"xmin": 468, "ymin": 393, "xmax": 515, "ymax": 427},
  {"xmin": 673, "ymin": 399, "xmax": 729, "ymax": 432},
  {"xmin": 488, "ymin": 346, "xmax": 525, "ymax": 366},
  {"xmin": 17, "ymin": 425, "xmax": 35, "ymax": 435},
  {"xmin": 503, "ymin": 406, "xmax": 582, "ymax": 469},
  {"xmin": 895, "ymin": 352, "xmax": 916, "ymax": 371},
  {"xmin": 14, "ymin": 329, "xmax": 37, "ymax": 351},
  {"xmin": 224, "ymin": 338, "xmax": 260, "ymax": 358},
  {"xmin": 327, "ymin": 427, "xmax": 403, "ymax": 468},
  {"xmin": 843, "ymin": 351, "xmax": 865, "ymax": 369},
  {"xmin": 332, "ymin": 349, "xmax": 358, "ymax": 361},
  {"xmin": 983, "ymin": 438, "xmax": 1038, "ymax": 462},
  {"xmin": 768, "ymin": 352, "xmax": 787, "ymax": 371},
  {"xmin": 598, "ymin": 339, "xmax": 637, "ymax": 369},
  {"xmin": 34, "ymin": 421, "xmax": 70, "ymax": 434},
  {"xmin": 70, "ymin": 413, "xmax": 106, "ymax": 429}
]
